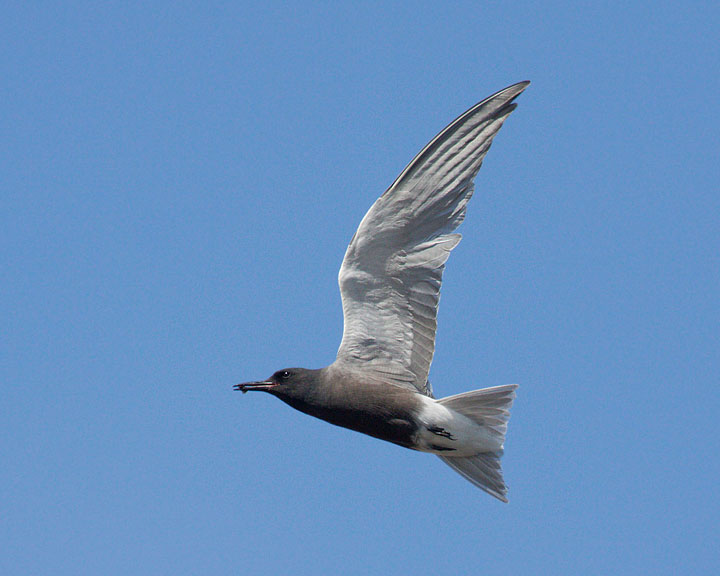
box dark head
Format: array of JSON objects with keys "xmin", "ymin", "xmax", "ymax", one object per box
[{"xmin": 234, "ymin": 368, "xmax": 320, "ymax": 403}]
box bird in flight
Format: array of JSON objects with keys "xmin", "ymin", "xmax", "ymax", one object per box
[{"xmin": 236, "ymin": 82, "xmax": 529, "ymax": 502}]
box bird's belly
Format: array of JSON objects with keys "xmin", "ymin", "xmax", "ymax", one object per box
[
  {"xmin": 284, "ymin": 397, "xmax": 420, "ymax": 449},
  {"xmin": 331, "ymin": 410, "xmax": 419, "ymax": 449}
]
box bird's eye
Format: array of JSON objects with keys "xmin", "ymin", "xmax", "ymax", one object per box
[{"xmin": 280, "ymin": 370, "xmax": 291, "ymax": 380}]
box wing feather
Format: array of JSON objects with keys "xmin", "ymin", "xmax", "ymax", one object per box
[{"xmin": 333, "ymin": 82, "xmax": 529, "ymax": 395}]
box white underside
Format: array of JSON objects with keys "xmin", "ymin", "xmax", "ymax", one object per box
[{"xmin": 415, "ymin": 395, "xmax": 504, "ymax": 456}]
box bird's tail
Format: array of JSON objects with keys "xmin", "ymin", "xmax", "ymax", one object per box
[{"xmin": 436, "ymin": 384, "xmax": 518, "ymax": 502}]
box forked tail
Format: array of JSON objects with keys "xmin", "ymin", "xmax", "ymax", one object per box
[{"xmin": 436, "ymin": 384, "xmax": 518, "ymax": 502}]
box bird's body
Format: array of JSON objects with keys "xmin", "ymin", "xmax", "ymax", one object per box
[
  {"xmin": 268, "ymin": 367, "xmax": 424, "ymax": 450},
  {"xmin": 260, "ymin": 366, "xmax": 508, "ymax": 457},
  {"xmin": 237, "ymin": 82, "xmax": 529, "ymax": 501}
]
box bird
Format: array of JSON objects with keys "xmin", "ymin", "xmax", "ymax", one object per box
[{"xmin": 236, "ymin": 81, "xmax": 529, "ymax": 502}]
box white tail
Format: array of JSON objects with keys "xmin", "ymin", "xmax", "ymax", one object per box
[{"xmin": 436, "ymin": 384, "xmax": 518, "ymax": 502}]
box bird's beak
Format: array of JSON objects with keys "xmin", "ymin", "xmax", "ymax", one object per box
[{"xmin": 234, "ymin": 380, "xmax": 276, "ymax": 394}]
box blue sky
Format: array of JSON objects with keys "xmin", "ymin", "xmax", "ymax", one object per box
[{"xmin": 2, "ymin": 2, "xmax": 718, "ymax": 574}]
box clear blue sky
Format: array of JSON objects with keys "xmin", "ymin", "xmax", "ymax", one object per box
[{"xmin": 2, "ymin": 2, "xmax": 718, "ymax": 574}]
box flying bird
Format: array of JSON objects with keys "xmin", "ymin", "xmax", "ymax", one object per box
[{"xmin": 236, "ymin": 82, "xmax": 529, "ymax": 501}]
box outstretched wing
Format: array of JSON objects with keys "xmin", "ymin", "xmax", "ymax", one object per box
[{"xmin": 334, "ymin": 82, "xmax": 529, "ymax": 395}]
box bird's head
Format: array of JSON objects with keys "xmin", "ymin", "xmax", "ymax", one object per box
[{"xmin": 234, "ymin": 368, "xmax": 318, "ymax": 403}]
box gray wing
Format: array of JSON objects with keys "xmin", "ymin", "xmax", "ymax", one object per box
[{"xmin": 333, "ymin": 82, "xmax": 529, "ymax": 395}]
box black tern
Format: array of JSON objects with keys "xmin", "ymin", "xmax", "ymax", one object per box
[{"xmin": 236, "ymin": 82, "xmax": 529, "ymax": 501}]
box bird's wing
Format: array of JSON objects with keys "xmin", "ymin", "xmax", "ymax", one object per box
[{"xmin": 334, "ymin": 82, "xmax": 529, "ymax": 396}]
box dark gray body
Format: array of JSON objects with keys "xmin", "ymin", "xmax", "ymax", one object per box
[
  {"xmin": 266, "ymin": 368, "xmax": 426, "ymax": 450},
  {"xmin": 236, "ymin": 366, "xmax": 518, "ymax": 501}
]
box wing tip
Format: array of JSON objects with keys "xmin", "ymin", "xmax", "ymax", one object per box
[
  {"xmin": 505, "ymin": 80, "xmax": 531, "ymax": 95},
  {"xmin": 487, "ymin": 80, "xmax": 531, "ymax": 110}
]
